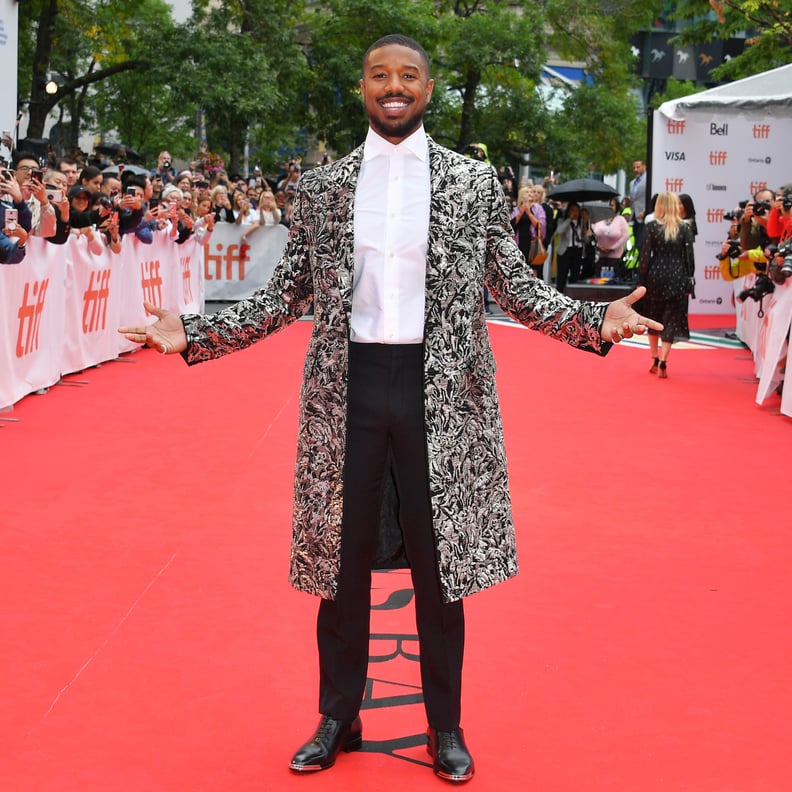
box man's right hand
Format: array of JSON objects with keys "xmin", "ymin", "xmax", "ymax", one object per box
[{"xmin": 118, "ymin": 301, "xmax": 187, "ymax": 355}]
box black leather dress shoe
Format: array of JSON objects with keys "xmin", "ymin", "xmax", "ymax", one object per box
[
  {"xmin": 288, "ymin": 715, "xmax": 363, "ymax": 772},
  {"xmin": 426, "ymin": 726, "xmax": 475, "ymax": 782}
]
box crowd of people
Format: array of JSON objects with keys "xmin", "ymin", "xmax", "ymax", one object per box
[{"xmin": 0, "ymin": 143, "xmax": 304, "ymax": 264}]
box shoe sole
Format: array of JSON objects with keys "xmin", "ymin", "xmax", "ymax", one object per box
[
  {"xmin": 427, "ymin": 745, "xmax": 474, "ymax": 782},
  {"xmin": 288, "ymin": 734, "xmax": 363, "ymax": 772},
  {"xmin": 433, "ymin": 767, "xmax": 475, "ymax": 782}
]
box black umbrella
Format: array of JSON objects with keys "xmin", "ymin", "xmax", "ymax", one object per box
[
  {"xmin": 102, "ymin": 163, "xmax": 150, "ymax": 177},
  {"xmin": 548, "ymin": 178, "xmax": 619, "ymax": 203},
  {"xmin": 95, "ymin": 142, "xmax": 143, "ymax": 163}
]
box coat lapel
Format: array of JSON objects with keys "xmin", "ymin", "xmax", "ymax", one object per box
[{"xmin": 330, "ymin": 146, "xmax": 363, "ymax": 318}]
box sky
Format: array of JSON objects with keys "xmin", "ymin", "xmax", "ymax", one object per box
[{"xmin": 168, "ymin": 0, "xmax": 191, "ymax": 23}]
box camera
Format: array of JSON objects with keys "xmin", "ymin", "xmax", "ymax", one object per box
[
  {"xmin": 766, "ymin": 239, "xmax": 792, "ymax": 281},
  {"xmin": 724, "ymin": 207, "xmax": 744, "ymax": 222},
  {"xmin": 5, "ymin": 207, "xmax": 18, "ymax": 230},
  {"xmin": 717, "ymin": 237, "xmax": 742, "ymax": 261},
  {"xmin": 738, "ymin": 272, "xmax": 775, "ymax": 303},
  {"xmin": 753, "ymin": 200, "xmax": 772, "ymax": 217},
  {"xmin": 162, "ymin": 160, "xmax": 171, "ymax": 170},
  {"xmin": 46, "ymin": 188, "xmax": 63, "ymax": 203},
  {"xmin": 783, "ymin": 195, "xmax": 792, "ymax": 211}
]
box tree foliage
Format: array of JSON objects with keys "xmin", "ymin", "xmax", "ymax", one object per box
[
  {"xmin": 671, "ymin": 0, "xmax": 792, "ymax": 80},
  {"xmin": 19, "ymin": 0, "xmax": 784, "ymax": 178}
]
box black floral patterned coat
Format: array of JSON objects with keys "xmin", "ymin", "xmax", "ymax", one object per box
[{"xmin": 181, "ymin": 138, "xmax": 611, "ymax": 603}]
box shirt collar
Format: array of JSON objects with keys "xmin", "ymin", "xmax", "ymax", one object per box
[{"xmin": 363, "ymin": 125, "xmax": 428, "ymax": 162}]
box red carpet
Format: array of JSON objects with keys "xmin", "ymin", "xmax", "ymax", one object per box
[{"xmin": 2, "ymin": 317, "xmax": 791, "ymax": 791}]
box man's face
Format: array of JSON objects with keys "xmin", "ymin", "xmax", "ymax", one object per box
[
  {"xmin": 46, "ymin": 173, "xmax": 68, "ymax": 192},
  {"xmin": 102, "ymin": 177, "xmax": 121, "ymax": 196},
  {"xmin": 14, "ymin": 158, "xmax": 38, "ymax": 187},
  {"xmin": 59, "ymin": 163, "xmax": 78, "ymax": 186},
  {"xmin": 633, "ymin": 161, "xmax": 646, "ymax": 177},
  {"xmin": 359, "ymin": 43, "xmax": 434, "ymax": 144}
]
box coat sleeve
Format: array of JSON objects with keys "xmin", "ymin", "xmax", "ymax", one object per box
[
  {"xmin": 180, "ymin": 176, "xmax": 316, "ymax": 365},
  {"xmin": 483, "ymin": 171, "xmax": 610, "ymax": 356}
]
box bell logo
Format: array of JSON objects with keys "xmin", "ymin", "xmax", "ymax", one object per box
[
  {"xmin": 707, "ymin": 208, "xmax": 726, "ymax": 223},
  {"xmin": 709, "ymin": 151, "xmax": 727, "ymax": 166},
  {"xmin": 667, "ymin": 119, "xmax": 686, "ymax": 135},
  {"xmin": 665, "ymin": 178, "xmax": 684, "ymax": 192},
  {"xmin": 752, "ymin": 124, "xmax": 771, "ymax": 139},
  {"xmin": 16, "ymin": 279, "xmax": 49, "ymax": 357},
  {"xmin": 710, "ymin": 122, "xmax": 728, "ymax": 136},
  {"xmin": 141, "ymin": 260, "xmax": 164, "ymax": 307},
  {"xmin": 205, "ymin": 242, "xmax": 248, "ymax": 282},
  {"xmin": 82, "ymin": 269, "xmax": 112, "ymax": 334}
]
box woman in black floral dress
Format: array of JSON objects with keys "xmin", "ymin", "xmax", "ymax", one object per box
[{"xmin": 638, "ymin": 191, "xmax": 695, "ymax": 378}]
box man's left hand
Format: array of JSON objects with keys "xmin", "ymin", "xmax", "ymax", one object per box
[{"xmin": 601, "ymin": 286, "xmax": 663, "ymax": 343}]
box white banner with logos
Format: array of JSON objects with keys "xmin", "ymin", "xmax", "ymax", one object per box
[
  {"xmin": 1, "ymin": 232, "xmax": 203, "ymax": 410},
  {"xmin": 653, "ymin": 106, "xmax": 792, "ymax": 314},
  {"xmin": 203, "ymin": 223, "xmax": 288, "ymax": 300}
]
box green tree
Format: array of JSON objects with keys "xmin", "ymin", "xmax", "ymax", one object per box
[
  {"xmin": 175, "ymin": 0, "xmax": 310, "ymax": 175},
  {"xmin": 18, "ymin": 0, "xmax": 166, "ymax": 152}
]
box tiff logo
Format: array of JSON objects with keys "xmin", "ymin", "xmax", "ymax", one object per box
[
  {"xmin": 205, "ymin": 242, "xmax": 247, "ymax": 281},
  {"xmin": 82, "ymin": 269, "xmax": 111, "ymax": 333},
  {"xmin": 750, "ymin": 181, "xmax": 768, "ymax": 195},
  {"xmin": 665, "ymin": 178, "xmax": 684, "ymax": 192},
  {"xmin": 709, "ymin": 151, "xmax": 727, "ymax": 166},
  {"xmin": 16, "ymin": 279, "xmax": 49, "ymax": 357},
  {"xmin": 707, "ymin": 208, "xmax": 726, "ymax": 223},
  {"xmin": 666, "ymin": 119, "xmax": 686, "ymax": 135},
  {"xmin": 141, "ymin": 260, "xmax": 164, "ymax": 306},
  {"xmin": 704, "ymin": 265, "xmax": 722, "ymax": 281},
  {"xmin": 180, "ymin": 254, "xmax": 193, "ymax": 303},
  {"xmin": 752, "ymin": 124, "xmax": 771, "ymax": 139}
]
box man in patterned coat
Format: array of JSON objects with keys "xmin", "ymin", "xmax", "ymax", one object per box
[{"xmin": 121, "ymin": 34, "xmax": 661, "ymax": 784}]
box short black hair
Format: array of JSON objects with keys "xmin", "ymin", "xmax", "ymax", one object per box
[
  {"xmin": 362, "ymin": 34, "xmax": 430, "ymax": 77},
  {"xmin": 12, "ymin": 151, "xmax": 39, "ymax": 167}
]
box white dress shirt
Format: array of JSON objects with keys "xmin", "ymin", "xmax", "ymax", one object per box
[{"xmin": 351, "ymin": 126, "xmax": 431, "ymax": 344}]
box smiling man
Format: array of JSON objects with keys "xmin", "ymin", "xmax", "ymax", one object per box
[{"xmin": 120, "ymin": 33, "xmax": 660, "ymax": 784}]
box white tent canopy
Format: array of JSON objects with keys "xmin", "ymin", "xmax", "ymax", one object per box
[{"xmin": 659, "ymin": 63, "xmax": 792, "ymax": 118}]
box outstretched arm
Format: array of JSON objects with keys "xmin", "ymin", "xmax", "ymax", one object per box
[
  {"xmin": 118, "ymin": 301, "xmax": 187, "ymax": 355},
  {"xmin": 601, "ymin": 286, "xmax": 663, "ymax": 344}
]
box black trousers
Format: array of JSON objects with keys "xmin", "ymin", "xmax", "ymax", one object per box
[
  {"xmin": 556, "ymin": 247, "xmax": 582, "ymax": 293},
  {"xmin": 317, "ymin": 342, "xmax": 465, "ymax": 731}
]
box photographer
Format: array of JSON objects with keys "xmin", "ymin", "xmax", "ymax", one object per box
[
  {"xmin": 739, "ymin": 188, "xmax": 776, "ymax": 251},
  {"xmin": 41, "ymin": 170, "xmax": 71, "ymax": 244},
  {"xmin": 719, "ymin": 219, "xmax": 766, "ymax": 281},
  {"xmin": 151, "ymin": 151, "xmax": 176, "ymax": 185},
  {"xmin": 119, "ymin": 174, "xmax": 154, "ymax": 244},
  {"xmin": 0, "ymin": 203, "xmax": 28, "ymax": 264},
  {"xmin": 766, "ymin": 184, "xmax": 792, "ymax": 245},
  {"xmin": 10, "ymin": 151, "xmax": 56, "ymax": 239}
]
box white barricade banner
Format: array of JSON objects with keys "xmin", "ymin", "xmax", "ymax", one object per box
[
  {"xmin": 203, "ymin": 223, "xmax": 288, "ymax": 301},
  {"xmin": 0, "ymin": 238, "xmax": 66, "ymax": 408},
  {"xmin": 61, "ymin": 235, "xmax": 121, "ymax": 375},
  {"xmin": 2, "ymin": 232, "xmax": 206, "ymax": 410},
  {"xmin": 755, "ymin": 278, "xmax": 792, "ymax": 406},
  {"xmin": 653, "ymin": 107, "xmax": 792, "ymax": 314}
]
